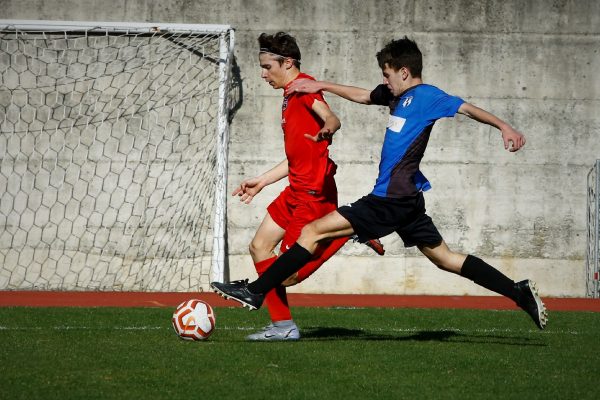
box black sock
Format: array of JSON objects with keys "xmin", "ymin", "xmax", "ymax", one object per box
[
  {"xmin": 247, "ymin": 243, "xmax": 312, "ymax": 294},
  {"xmin": 460, "ymin": 255, "xmax": 518, "ymax": 301}
]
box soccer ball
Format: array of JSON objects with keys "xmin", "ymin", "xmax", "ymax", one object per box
[{"xmin": 171, "ymin": 299, "xmax": 216, "ymax": 341}]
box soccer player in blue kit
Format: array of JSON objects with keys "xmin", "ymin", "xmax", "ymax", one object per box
[{"xmin": 212, "ymin": 37, "xmax": 548, "ymax": 330}]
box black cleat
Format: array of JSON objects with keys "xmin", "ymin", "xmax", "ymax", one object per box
[
  {"xmin": 352, "ymin": 235, "xmax": 385, "ymax": 256},
  {"xmin": 210, "ymin": 279, "xmax": 264, "ymax": 310},
  {"xmin": 515, "ymin": 279, "xmax": 548, "ymax": 330}
]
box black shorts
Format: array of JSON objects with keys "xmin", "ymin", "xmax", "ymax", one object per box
[{"xmin": 337, "ymin": 192, "xmax": 443, "ymax": 248}]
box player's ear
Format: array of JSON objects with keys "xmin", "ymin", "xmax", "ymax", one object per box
[
  {"xmin": 284, "ymin": 57, "xmax": 294, "ymax": 70},
  {"xmin": 401, "ymin": 67, "xmax": 410, "ymax": 80}
]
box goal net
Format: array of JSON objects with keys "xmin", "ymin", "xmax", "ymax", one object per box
[
  {"xmin": 0, "ymin": 20, "xmax": 235, "ymax": 292},
  {"xmin": 587, "ymin": 160, "xmax": 600, "ymax": 298}
]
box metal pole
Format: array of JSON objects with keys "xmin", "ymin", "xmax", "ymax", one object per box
[
  {"xmin": 211, "ymin": 29, "xmax": 234, "ymax": 284},
  {"xmin": 595, "ymin": 160, "xmax": 600, "ymax": 297}
]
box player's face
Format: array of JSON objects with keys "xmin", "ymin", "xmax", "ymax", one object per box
[
  {"xmin": 259, "ymin": 53, "xmax": 289, "ymax": 89},
  {"xmin": 381, "ymin": 63, "xmax": 407, "ymax": 96}
]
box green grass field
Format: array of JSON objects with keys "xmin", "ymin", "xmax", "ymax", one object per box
[{"xmin": 0, "ymin": 306, "xmax": 598, "ymax": 400}]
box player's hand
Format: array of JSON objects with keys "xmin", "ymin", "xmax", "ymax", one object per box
[
  {"xmin": 304, "ymin": 127, "xmax": 334, "ymax": 142},
  {"xmin": 501, "ymin": 126, "xmax": 526, "ymax": 152},
  {"xmin": 232, "ymin": 177, "xmax": 264, "ymax": 204},
  {"xmin": 285, "ymin": 79, "xmax": 321, "ymax": 96}
]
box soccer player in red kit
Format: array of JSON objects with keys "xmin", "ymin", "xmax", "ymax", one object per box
[
  {"xmin": 232, "ymin": 32, "xmax": 383, "ymax": 341},
  {"xmin": 214, "ymin": 36, "xmax": 547, "ymax": 332}
]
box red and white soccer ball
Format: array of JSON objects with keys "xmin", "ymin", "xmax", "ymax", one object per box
[{"xmin": 171, "ymin": 299, "xmax": 216, "ymax": 341}]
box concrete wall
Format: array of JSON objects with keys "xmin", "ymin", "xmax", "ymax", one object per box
[{"xmin": 2, "ymin": 0, "xmax": 599, "ymax": 296}]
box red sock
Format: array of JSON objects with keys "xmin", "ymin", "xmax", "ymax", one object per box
[
  {"xmin": 295, "ymin": 236, "xmax": 349, "ymax": 283},
  {"xmin": 254, "ymin": 256, "xmax": 292, "ymax": 322}
]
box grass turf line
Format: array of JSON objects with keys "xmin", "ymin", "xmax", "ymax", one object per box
[{"xmin": 0, "ymin": 307, "xmax": 597, "ymax": 400}]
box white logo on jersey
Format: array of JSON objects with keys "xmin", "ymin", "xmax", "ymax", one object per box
[
  {"xmin": 387, "ymin": 115, "xmax": 406, "ymax": 133},
  {"xmin": 402, "ymin": 96, "xmax": 413, "ymax": 107}
]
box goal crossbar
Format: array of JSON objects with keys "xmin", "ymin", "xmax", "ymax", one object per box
[{"xmin": 0, "ymin": 20, "xmax": 232, "ymax": 35}]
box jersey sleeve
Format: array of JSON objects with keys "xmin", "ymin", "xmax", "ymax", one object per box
[
  {"xmin": 370, "ymin": 84, "xmax": 394, "ymax": 106},
  {"xmin": 425, "ymin": 89, "xmax": 465, "ymax": 120},
  {"xmin": 299, "ymin": 91, "xmax": 326, "ymax": 109}
]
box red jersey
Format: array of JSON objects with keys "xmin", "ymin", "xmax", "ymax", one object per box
[{"xmin": 281, "ymin": 73, "xmax": 336, "ymax": 200}]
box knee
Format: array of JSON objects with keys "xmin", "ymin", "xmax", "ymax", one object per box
[
  {"xmin": 432, "ymin": 253, "xmax": 464, "ymax": 274},
  {"xmin": 420, "ymin": 245, "xmax": 464, "ymax": 274},
  {"xmin": 299, "ymin": 222, "xmax": 319, "ymax": 243},
  {"xmin": 434, "ymin": 261, "xmax": 455, "ymax": 273},
  {"xmin": 249, "ymin": 237, "xmax": 274, "ymax": 259},
  {"xmin": 248, "ymin": 241, "xmax": 259, "ymax": 259}
]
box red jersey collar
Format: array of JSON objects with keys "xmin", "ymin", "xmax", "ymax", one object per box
[{"xmin": 284, "ymin": 72, "xmax": 314, "ymax": 93}]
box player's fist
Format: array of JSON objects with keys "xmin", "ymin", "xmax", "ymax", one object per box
[
  {"xmin": 501, "ymin": 127, "xmax": 526, "ymax": 152},
  {"xmin": 304, "ymin": 128, "xmax": 333, "ymax": 142}
]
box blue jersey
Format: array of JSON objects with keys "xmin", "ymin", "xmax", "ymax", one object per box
[{"xmin": 369, "ymin": 84, "xmax": 464, "ymax": 198}]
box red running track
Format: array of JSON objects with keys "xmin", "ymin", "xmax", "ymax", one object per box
[{"xmin": 0, "ymin": 291, "xmax": 599, "ymax": 311}]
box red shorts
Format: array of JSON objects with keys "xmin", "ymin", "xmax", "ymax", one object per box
[{"xmin": 267, "ymin": 184, "xmax": 338, "ymax": 252}]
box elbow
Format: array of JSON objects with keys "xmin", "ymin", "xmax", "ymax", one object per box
[{"xmin": 328, "ymin": 116, "xmax": 341, "ymax": 132}]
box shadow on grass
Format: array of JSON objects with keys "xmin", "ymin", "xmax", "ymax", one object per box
[{"xmin": 301, "ymin": 327, "xmax": 546, "ymax": 347}]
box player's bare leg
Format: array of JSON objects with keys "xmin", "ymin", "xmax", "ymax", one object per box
[
  {"xmin": 297, "ymin": 210, "xmax": 355, "ymax": 253},
  {"xmin": 249, "ymin": 213, "xmax": 285, "ymax": 263},
  {"xmin": 245, "ymin": 212, "xmax": 302, "ymax": 339},
  {"xmin": 419, "ymin": 241, "xmax": 547, "ymax": 329},
  {"xmin": 418, "ymin": 241, "xmax": 466, "ymax": 274}
]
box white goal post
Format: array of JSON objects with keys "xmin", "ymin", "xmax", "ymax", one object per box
[
  {"xmin": 0, "ymin": 20, "xmax": 235, "ymax": 291},
  {"xmin": 587, "ymin": 160, "xmax": 600, "ymax": 298}
]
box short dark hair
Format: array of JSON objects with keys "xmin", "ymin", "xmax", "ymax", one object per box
[
  {"xmin": 258, "ymin": 32, "xmax": 301, "ymax": 68},
  {"xmin": 376, "ymin": 36, "xmax": 422, "ymax": 78}
]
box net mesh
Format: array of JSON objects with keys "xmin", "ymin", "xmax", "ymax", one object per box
[{"xmin": 0, "ymin": 25, "xmax": 233, "ymax": 291}]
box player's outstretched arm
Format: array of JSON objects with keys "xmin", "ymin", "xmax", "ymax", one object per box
[
  {"xmin": 458, "ymin": 102, "xmax": 526, "ymax": 152},
  {"xmin": 304, "ymin": 99, "xmax": 341, "ymax": 142},
  {"xmin": 286, "ymin": 79, "xmax": 372, "ymax": 105},
  {"xmin": 232, "ymin": 159, "xmax": 289, "ymax": 204}
]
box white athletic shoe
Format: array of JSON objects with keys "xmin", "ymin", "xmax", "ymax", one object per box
[{"xmin": 246, "ymin": 322, "xmax": 301, "ymax": 341}]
